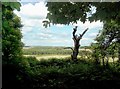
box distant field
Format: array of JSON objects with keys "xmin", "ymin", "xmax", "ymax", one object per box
[
  {"xmin": 23, "ymin": 54, "xmax": 118, "ymax": 62},
  {"xmin": 23, "ymin": 46, "xmax": 91, "ymax": 55},
  {"xmin": 23, "ymin": 46, "xmax": 118, "ymax": 62},
  {"xmin": 24, "ymin": 55, "xmax": 71, "ymax": 60}
]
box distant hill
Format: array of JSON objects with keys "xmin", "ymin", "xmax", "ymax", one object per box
[{"xmin": 23, "ymin": 46, "xmax": 32, "ymax": 49}]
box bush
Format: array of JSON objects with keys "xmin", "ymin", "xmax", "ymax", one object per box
[{"xmin": 3, "ymin": 57, "xmax": 120, "ymax": 89}]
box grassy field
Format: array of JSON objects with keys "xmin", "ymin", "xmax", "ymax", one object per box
[
  {"xmin": 23, "ymin": 46, "xmax": 91, "ymax": 55},
  {"xmin": 4, "ymin": 46, "xmax": 120, "ymax": 89},
  {"xmin": 23, "ymin": 46, "xmax": 118, "ymax": 62}
]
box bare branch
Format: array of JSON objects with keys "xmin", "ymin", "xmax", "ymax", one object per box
[
  {"xmin": 73, "ymin": 26, "xmax": 78, "ymax": 40},
  {"xmin": 81, "ymin": 28, "xmax": 88, "ymax": 37},
  {"xmin": 78, "ymin": 28, "xmax": 88, "ymax": 40},
  {"xmin": 64, "ymin": 47, "xmax": 74, "ymax": 51}
]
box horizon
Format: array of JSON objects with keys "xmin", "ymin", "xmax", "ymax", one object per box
[{"xmin": 15, "ymin": 1, "xmax": 103, "ymax": 47}]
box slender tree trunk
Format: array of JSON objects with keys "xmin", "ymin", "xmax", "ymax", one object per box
[
  {"xmin": 102, "ymin": 56, "xmax": 105, "ymax": 67},
  {"xmin": 118, "ymin": 45, "xmax": 120, "ymax": 62},
  {"xmin": 106, "ymin": 53, "xmax": 109, "ymax": 67},
  {"xmin": 112, "ymin": 56, "xmax": 114, "ymax": 64}
]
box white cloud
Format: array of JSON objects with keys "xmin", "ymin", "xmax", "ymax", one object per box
[
  {"xmin": 19, "ymin": 2, "xmax": 48, "ymax": 19},
  {"xmin": 56, "ymin": 24, "xmax": 65, "ymax": 27},
  {"xmin": 14, "ymin": 1, "xmax": 48, "ymax": 26},
  {"xmin": 89, "ymin": 33, "xmax": 98, "ymax": 38},
  {"xmin": 82, "ymin": 38, "xmax": 90, "ymax": 41},
  {"xmin": 37, "ymin": 33, "xmax": 53, "ymax": 39},
  {"xmin": 14, "ymin": 1, "xmax": 103, "ymax": 46},
  {"xmin": 14, "ymin": 1, "xmax": 48, "ymax": 36},
  {"xmin": 21, "ymin": 26, "xmax": 33, "ymax": 34},
  {"xmin": 73, "ymin": 20, "xmax": 103, "ymax": 31}
]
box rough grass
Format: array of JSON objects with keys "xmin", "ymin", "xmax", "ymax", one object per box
[
  {"xmin": 3, "ymin": 56, "xmax": 120, "ymax": 89},
  {"xmin": 23, "ymin": 54, "xmax": 118, "ymax": 63},
  {"xmin": 23, "ymin": 46, "xmax": 118, "ymax": 62}
]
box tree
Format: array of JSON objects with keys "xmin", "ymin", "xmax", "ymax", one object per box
[
  {"xmin": 2, "ymin": 2, "xmax": 23, "ymax": 64},
  {"xmin": 2, "ymin": 2, "xmax": 24, "ymax": 89},
  {"xmin": 45, "ymin": 2, "xmax": 120, "ymax": 25},
  {"xmin": 45, "ymin": 2, "xmax": 120, "ymax": 64},
  {"xmin": 72, "ymin": 26, "xmax": 88, "ymax": 61},
  {"xmin": 95, "ymin": 21, "xmax": 120, "ymax": 63},
  {"xmin": 91, "ymin": 43, "xmax": 101, "ymax": 65},
  {"xmin": 65, "ymin": 27, "xmax": 88, "ymax": 61}
]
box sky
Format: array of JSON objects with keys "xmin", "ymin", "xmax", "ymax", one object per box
[{"xmin": 14, "ymin": 0, "xmax": 103, "ymax": 47}]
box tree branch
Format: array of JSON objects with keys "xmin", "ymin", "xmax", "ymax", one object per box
[
  {"xmin": 64, "ymin": 47, "xmax": 74, "ymax": 52},
  {"xmin": 81, "ymin": 28, "xmax": 88, "ymax": 37},
  {"xmin": 73, "ymin": 26, "xmax": 78, "ymax": 40},
  {"xmin": 78, "ymin": 28, "xmax": 88, "ymax": 40}
]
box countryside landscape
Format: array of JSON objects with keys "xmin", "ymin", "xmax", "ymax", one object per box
[{"xmin": 2, "ymin": 0, "xmax": 120, "ymax": 89}]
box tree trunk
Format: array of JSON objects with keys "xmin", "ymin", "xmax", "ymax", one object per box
[
  {"xmin": 71, "ymin": 26, "xmax": 88, "ymax": 62},
  {"xmin": 117, "ymin": 39, "xmax": 120, "ymax": 62},
  {"xmin": 102, "ymin": 56, "xmax": 105, "ymax": 67},
  {"xmin": 118, "ymin": 45, "xmax": 120, "ymax": 62},
  {"xmin": 112, "ymin": 56, "xmax": 114, "ymax": 64},
  {"xmin": 106, "ymin": 53, "xmax": 109, "ymax": 67},
  {"xmin": 72, "ymin": 43, "xmax": 80, "ymax": 61}
]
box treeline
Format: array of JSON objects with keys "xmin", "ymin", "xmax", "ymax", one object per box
[
  {"xmin": 23, "ymin": 46, "xmax": 72, "ymax": 55},
  {"xmin": 24, "ymin": 46, "xmax": 81, "ymax": 55},
  {"xmin": 2, "ymin": 1, "xmax": 120, "ymax": 89}
]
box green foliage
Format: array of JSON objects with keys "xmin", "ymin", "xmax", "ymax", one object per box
[
  {"xmin": 2, "ymin": 2, "xmax": 23, "ymax": 64},
  {"xmin": 91, "ymin": 20, "xmax": 120, "ymax": 66},
  {"xmin": 4, "ymin": 57, "xmax": 120, "ymax": 89},
  {"xmin": 2, "ymin": 2, "xmax": 21, "ymax": 11},
  {"xmin": 89, "ymin": 2, "xmax": 120, "ymax": 24},
  {"xmin": 23, "ymin": 46, "xmax": 93, "ymax": 58},
  {"xmin": 2, "ymin": 2, "xmax": 120, "ymax": 89},
  {"xmin": 46, "ymin": 2, "xmax": 91, "ymax": 25},
  {"xmin": 23, "ymin": 46, "xmax": 73, "ymax": 55},
  {"xmin": 46, "ymin": 2, "xmax": 120, "ymax": 25}
]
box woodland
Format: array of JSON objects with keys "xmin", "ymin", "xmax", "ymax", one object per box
[{"xmin": 2, "ymin": 1, "xmax": 120, "ymax": 89}]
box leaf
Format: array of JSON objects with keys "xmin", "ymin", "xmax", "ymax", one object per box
[
  {"xmin": 10, "ymin": 2, "xmax": 21, "ymax": 11},
  {"xmin": 2, "ymin": 2, "xmax": 21, "ymax": 11}
]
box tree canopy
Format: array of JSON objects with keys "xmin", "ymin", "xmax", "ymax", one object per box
[
  {"xmin": 45, "ymin": 2, "xmax": 120, "ymax": 25},
  {"xmin": 2, "ymin": 2, "xmax": 23, "ymax": 64},
  {"xmin": 45, "ymin": 2, "xmax": 120, "ymax": 63}
]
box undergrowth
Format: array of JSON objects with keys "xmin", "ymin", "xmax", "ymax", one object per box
[{"xmin": 3, "ymin": 56, "xmax": 120, "ymax": 89}]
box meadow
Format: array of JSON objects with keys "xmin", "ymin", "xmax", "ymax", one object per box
[
  {"xmin": 4, "ymin": 55, "xmax": 120, "ymax": 89},
  {"xmin": 23, "ymin": 46, "xmax": 118, "ymax": 62},
  {"xmin": 3, "ymin": 46, "xmax": 120, "ymax": 89},
  {"xmin": 2, "ymin": 2, "xmax": 120, "ymax": 89}
]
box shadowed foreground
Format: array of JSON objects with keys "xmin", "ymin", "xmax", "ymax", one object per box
[{"xmin": 2, "ymin": 57, "xmax": 120, "ymax": 89}]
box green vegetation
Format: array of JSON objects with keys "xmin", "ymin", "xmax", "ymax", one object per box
[
  {"xmin": 3, "ymin": 56, "xmax": 120, "ymax": 89},
  {"xmin": 44, "ymin": 2, "xmax": 120, "ymax": 25},
  {"xmin": 23, "ymin": 46, "xmax": 72, "ymax": 55},
  {"xmin": 2, "ymin": 2, "xmax": 23, "ymax": 64},
  {"xmin": 2, "ymin": 1, "xmax": 120, "ymax": 89},
  {"xmin": 23, "ymin": 46, "xmax": 91, "ymax": 56}
]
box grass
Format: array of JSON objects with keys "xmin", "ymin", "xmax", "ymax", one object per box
[
  {"xmin": 3, "ymin": 46, "xmax": 116, "ymax": 89},
  {"xmin": 23, "ymin": 54, "xmax": 118, "ymax": 63},
  {"xmin": 23, "ymin": 46, "xmax": 118, "ymax": 62},
  {"xmin": 3, "ymin": 56, "xmax": 120, "ymax": 89},
  {"xmin": 22, "ymin": 46, "xmax": 92, "ymax": 55}
]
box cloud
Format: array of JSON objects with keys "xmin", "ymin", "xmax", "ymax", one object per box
[
  {"xmin": 14, "ymin": 1, "xmax": 48, "ymax": 28},
  {"xmin": 88, "ymin": 32, "xmax": 98, "ymax": 38},
  {"xmin": 73, "ymin": 20, "xmax": 103, "ymax": 31},
  {"xmin": 19, "ymin": 2, "xmax": 48, "ymax": 19},
  {"xmin": 14, "ymin": 1, "xmax": 103, "ymax": 46},
  {"xmin": 21, "ymin": 26, "xmax": 33, "ymax": 34},
  {"xmin": 36, "ymin": 32, "xmax": 53, "ymax": 39},
  {"xmin": 14, "ymin": 1, "xmax": 48, "ymax": 38},
  {"xmin": 56, "ymin": 24, "xmax": 65, "ymax": 27}
]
